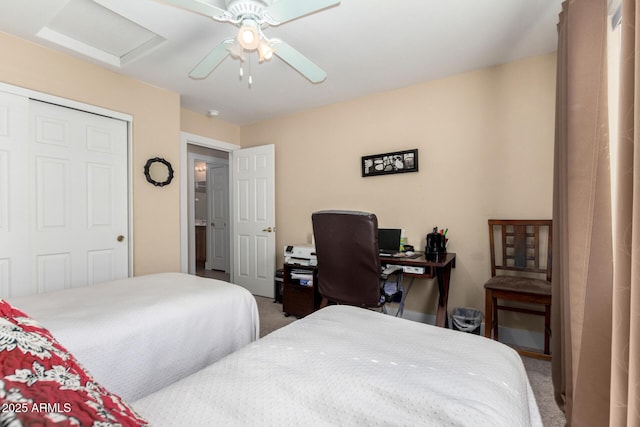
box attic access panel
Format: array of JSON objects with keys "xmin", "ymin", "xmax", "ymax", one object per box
[{"xmin": 37, "ymin": 0, "xmax": 165, "ymax": 67}]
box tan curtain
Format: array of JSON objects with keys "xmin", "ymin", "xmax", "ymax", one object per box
[
  {"xmin": 553, "ymin": 0, "xmax": 640, "ymax": 425},
  {"xmin": 611, "ymin": 0, "xmax": 640, "ymax": 425},
  {"xmin": 552, "ymin": 1, "xmax": 613, "ymax": 426}
]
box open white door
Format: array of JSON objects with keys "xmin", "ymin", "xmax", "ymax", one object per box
[{"xmin": 231, "ymin": 144, "xmax": 275, "ymax": 297}]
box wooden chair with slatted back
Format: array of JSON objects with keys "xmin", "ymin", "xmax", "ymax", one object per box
[{"xmin": 483, "ymin": 219, "xmax": 552, "ymax": 360}]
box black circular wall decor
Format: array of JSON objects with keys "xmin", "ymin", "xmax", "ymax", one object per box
[{"xmin": 144, "ymin": 157, "xmax": 174, "ymax": 187}]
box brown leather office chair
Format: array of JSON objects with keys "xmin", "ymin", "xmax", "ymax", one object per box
[
  {"xmin": 484, "ymin": 219, "xmax": 552, "ymax": 360},
  {"xmin": 311, "ymin": 210, "xmax": 403, "ymax": 313}
]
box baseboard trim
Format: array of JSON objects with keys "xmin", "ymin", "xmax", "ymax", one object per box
[{"xmin": 401, "ymin": 309, "xmax": 545, "ymax": 352}]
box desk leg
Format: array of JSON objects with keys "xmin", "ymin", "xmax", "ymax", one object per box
[{"xmin": 435, "ymin": 263, "xmax": 452, "ymax": 328}]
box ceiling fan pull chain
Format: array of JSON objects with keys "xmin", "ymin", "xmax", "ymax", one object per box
[{"xmin": 248, "ymin": 54, "xmax": 253, "ymax": 88}]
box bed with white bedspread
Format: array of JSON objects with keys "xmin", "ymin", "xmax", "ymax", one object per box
[
  {"xmin": 133, "ymin": 304, "xmax": 542, "ymax": 427},
  {"xmin": 7, "ymin": 272, "xmax": 259, "ymax": 402}
]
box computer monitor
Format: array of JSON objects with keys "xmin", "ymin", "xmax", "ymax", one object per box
[{"xmin": 378, "ymin": 228, "xmax": 401, "ymax": 255}]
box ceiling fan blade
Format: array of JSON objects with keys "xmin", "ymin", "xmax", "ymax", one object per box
[
  {"xmin": 189, "ymin": 39, "xmax": 234, "ymax": 79},
  {"xmin": 265, "ymin": 0, "xmax": 340, "ymax": 24},
  {"xmin": 157, "ymin": 0, "xmax": 228, "ymax": 20},
  {"xmin": 272, "ymin": 40, "xmax": 327, "ymax": 83}
]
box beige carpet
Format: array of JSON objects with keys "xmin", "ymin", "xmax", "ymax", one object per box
[
  {"xmin": 521, "ymin": 356, "xmax": 567, "ymax": 426},
  {"xmin": 253, "ymin": 295, "xmax": 566, "ymax": 426},
  {"xmin": 254, "ymin": 295, "xmax": 296, "ymax": 337}
]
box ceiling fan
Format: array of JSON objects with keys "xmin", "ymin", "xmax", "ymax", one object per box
[{"xmin": 160, "ymin": 0, "xmax": 341, "ymax": 84}]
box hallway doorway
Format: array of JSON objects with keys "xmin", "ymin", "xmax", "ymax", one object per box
[{"xmin": 188, "ymin": 144, "xmax": 229, "ymax": 277}]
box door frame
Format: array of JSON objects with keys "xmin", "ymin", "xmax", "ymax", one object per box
[
  {"xmin": 179, "ymin": 132, "xmax": 240, "ymax": 274},
  {"xmin": 187, "ymin": 150, "xmax": 229, "ymax": 273},
  {"xmin": 0, "ymin": 82, "xmax": 134, "ymax": 277}
]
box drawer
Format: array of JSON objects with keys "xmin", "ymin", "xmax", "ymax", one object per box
[{"xmin": 283, "ymin": 282, "xmax": 315, "ymax": 317}]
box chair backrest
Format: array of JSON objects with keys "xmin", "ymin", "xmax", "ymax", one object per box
[
  {"xmin": 488, "ymin": 219, "xmax": 552, "ymax": 282},
  {"xmin": 311, "ymin": 210, "xmax": 382, "ymax": 307}
]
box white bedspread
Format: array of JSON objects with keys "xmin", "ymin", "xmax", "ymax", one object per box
[
  {"xmin": 8, "ymin": 272, "xmax": 259, "ymax": 402},
  {"xmin": 133, "ymin": 305, "xmax": 542, "ymax": 427}
]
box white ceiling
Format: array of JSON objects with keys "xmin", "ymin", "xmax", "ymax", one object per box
[{"xmin": 0, "ymin": 0, "xmax": 563, "ymax": 125}]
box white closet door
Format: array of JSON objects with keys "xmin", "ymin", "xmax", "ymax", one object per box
[
  {"xmin": 0, "ymin": 92, "xmax": 31, "ymax": 296},
  {"xmin": 0, "ymin": 91, "xmax": 129, "ymax": 298},
  {"xmin": 30, "ymin": 100, "xmax": 129, "ymax": 293}
]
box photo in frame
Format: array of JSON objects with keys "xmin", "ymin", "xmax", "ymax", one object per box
[{"xmin": 361, "ymin": 149, "xmax": 419, "ymax": 177}]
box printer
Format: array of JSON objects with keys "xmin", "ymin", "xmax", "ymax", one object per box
[{"xmin": 284, "ymin": 244, "xmax": 317, "ymax": 266}]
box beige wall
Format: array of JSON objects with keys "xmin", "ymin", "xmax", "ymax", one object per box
[
  {"xmin": 0, "ymin": 31, "xmax": 182, "ymax": 275},
  {"xmin": 242, "ymin": 53, "xmax": 556, "ymax": 326},
  {"xmin": 180, "ymin": 108, "xmax": 241, "ymax": 145}
]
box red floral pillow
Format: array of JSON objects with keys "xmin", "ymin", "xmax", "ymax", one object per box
[{"xmin": 0, "ymin": 299, "xmax": 148, "ymax": 426}]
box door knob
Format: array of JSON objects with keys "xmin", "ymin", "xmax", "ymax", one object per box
[
  {"xmin": 117, "ymin": 235, "xmax": 125, "ymax": 242},
  {"xmin": 262, "ymin": 226, "xmax": 275, "ymax": 233}
]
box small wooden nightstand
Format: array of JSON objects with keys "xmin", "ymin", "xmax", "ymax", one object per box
[{"xmin": 282, "ymin": 263, "xmax": 321, "ymax": 318}]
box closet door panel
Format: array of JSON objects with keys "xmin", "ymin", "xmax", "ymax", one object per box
[
  {"xmin": 0, "ymin": 92, "xmax": 30, "ymax": 297},
  {"xmin": 29, "ymin": 100, "xmax": 129, "ymax": 291},
  {"xmin": 0, "ymin": 91, "xmax": 129, "ymax": 298}
]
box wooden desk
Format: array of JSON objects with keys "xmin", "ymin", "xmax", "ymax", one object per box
[
  {"xmin": 381, "ymin": 252, "xmax": 456, "ymax": 328},
  {"xmin": 283, "ymin": 252, "xmax": 456, "ymax": 326}
]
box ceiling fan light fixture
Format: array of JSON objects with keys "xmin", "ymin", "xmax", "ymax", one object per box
[
  {"xmin": 228, "ymin": 41, "xmax": 245, "ymax": 60},
  {"xmin": 257, "ymin": 39, "xmax": 274, "ymax": 62},
  {"xmin": 237, "ymin": 19, "xmax": 260, "ymax": 50}
]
